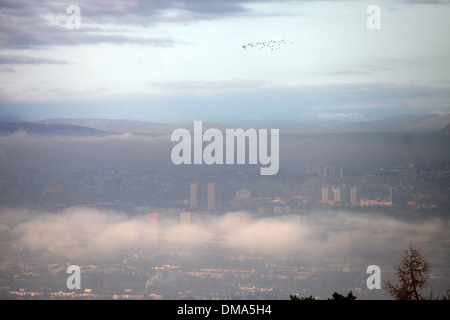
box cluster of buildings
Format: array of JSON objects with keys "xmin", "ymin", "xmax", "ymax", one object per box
[
  {"xmin": 182, "ymin": 161, "xmax": 420, "ymax": 212},
  {"xmin": 189, "ymin": 182, "xmax": 221, "ymax": 211},
  {"xmin": 1, "ymin": 159, "xmax": 448, "ymax": 214},
  {"xmin": 147, "ymin": 211, "xmax": 196, "ymax": 225},
  {"xmin": 320, "ymin": 186, "xmax": 393, "ymax": 207},
  {"xmin": 306, "ymin": 161, "xmax": 344, "ymax": 179}
]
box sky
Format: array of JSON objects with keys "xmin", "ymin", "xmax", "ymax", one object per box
[{"xmin": 0, "ymin": 0, "xmax": 449, "ymax": 123}]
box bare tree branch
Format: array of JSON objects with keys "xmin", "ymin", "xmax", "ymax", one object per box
[{"xmin": 384, "ymin": 242, "xmax": 431, "ymax": 300}]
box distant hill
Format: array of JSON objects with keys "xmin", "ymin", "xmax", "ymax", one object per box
[
  {"xmin": 321, "ymin": 113, "xmax": 448, "ymax": 134},
  {"xmin": 37, "ymin": 119, "xmax": 241, "ymax": 135},
  {"xmin": 441, "ymin": 122, "xmax": 450, "ymax": 134},
  {"xmin": 37, "ymin": 118, "xmax": 175, "ymax": 135},
  {"xmin": 0, "ymin": 122, "xmax": 108, "ymax": 137},
  {"xmin": 367, "ymin": 113, "xmax": 437, "ymax": 133},
  {"xmin": 4, "ymin": 113, "xmax": 449, "ymax": 136},
  {"xmin": 260, "ymin": 113, "xmax": 449, "ymax": 134},
  {"xmin": 0, "ymin": 115, "xmax": 27, "ymax": 123},
  {"xmin": 404, "ymin": 114, "xmax": 450, "ymax": 133}
]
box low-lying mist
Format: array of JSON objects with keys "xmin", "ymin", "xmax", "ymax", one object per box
[
  {"xmin": 2, "ymin": 207, "xmax": 448, "ymax": 277},
  {"xmin": 1, "ymin": 206, "xmax": 449, "ymax": 299}
]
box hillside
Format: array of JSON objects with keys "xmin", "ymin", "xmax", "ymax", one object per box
[{"xmin": 0, "ymin": 122, "xmax": 108, "ymax": 137}]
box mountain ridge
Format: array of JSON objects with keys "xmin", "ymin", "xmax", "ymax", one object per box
[
  {"xmin": 1, "ymin": 113, "xmax": 449, "ymax": 136},
  {"xmin": 0, "ymin": 122, "xmax": 109, "ymax": 137}
]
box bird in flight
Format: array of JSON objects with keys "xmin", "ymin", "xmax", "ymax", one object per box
[{"xmin": 242, "ymin": 39, "xmax": 293, "ymax": 50}]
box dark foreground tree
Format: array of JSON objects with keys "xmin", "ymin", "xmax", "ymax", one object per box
[
  {"xmin": 290, "ymin": 294, "xmax": 315, "ymax": 300},
  {"xmin": 327, "ymin": 291, "xmax": 356, "ymax": 300},
  {"xmin": 384, "ymin": 243, "xmax": 431, "ymax": 300},
  {"xmin": 289, "ymin": 292, "xmax": 355, "ymax": 300}
]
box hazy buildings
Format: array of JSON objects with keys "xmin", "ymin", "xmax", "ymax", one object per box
[
  {"xmin": 332, "ymin": 187, "xmax": 341, "ymax": 203},
  {"xmin": 359, "ymin": 186, "xmax": 393, "ymax": 207},
  {"xmin": 189, "ymin": 182, "xmax": 221, "ymax": 211},
  {"xmin": 148, "ymin": 212, "xmax": 164, "ymax": 225},
  {"xmin": 393, "ymin": 164, "xmax": 417, "ymax": 185},
  {"xmin": 190, "ymin": 183, "xmax": 202, "ymax": 209},
  {"xmin": 321, "ymin": 187, "xmax": 329, "ymax": 203},
  {"xmin": 306, "ymin": 161, "xmax": 321, "ymax": 177},
  {"xmin": 180, "ymin": 212, "xmax": 195, "ymax": 224},
  {"xmin": 322, "ymin": 186, "xmax": 342, "ymax": 205},
  {"xmin": 235, "ymin": 188, "xmax": 251, "ymax": 200},
  {"xmin": 350, "ymin": 187, "xmax": 359, "ymax": 206},
  {"xmin": 321, "ymin": 185, "xmax": 394, "ymax": 207},
  {"xmin": 360, "ymin": 199, "xmax": 392, "ymax": 207},
  {"xmin": 103, "ymin": 178, "xmax": 121, "ymax": 198},
  {"xmin": 323, "ymin": 162, "xmax": 344, "ymax": 179},
  {"xmin": 207, "ymin": 183, "xmax": 220, "ymax": 211}
]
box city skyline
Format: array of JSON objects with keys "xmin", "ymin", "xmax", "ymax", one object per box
[{"xmin": 0, "ymin": 125, "xmax": 449, "ymax": 300}]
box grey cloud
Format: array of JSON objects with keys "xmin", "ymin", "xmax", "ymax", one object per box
[
  {"xmin": 0, "ymin": 54, "xmax": 69, "ymax": 65},
  {"xmin": 0, "ymin": 18, "xmax": 178, "ymax": 49},
  {"xmin": 310, "ymin": 112, "xmax": 367, "ymax": 122},
  {"xmin": 153, "ymin": 78, "xmax": 267, "ymax": 92},
  {"xmin": 403, "ymin": 0, "xmax": 450, "ymax": 3},
  {"xmin": 2, "ymin": 0, "xmax": 448, "ymax": 49},
  {"xmin": 323, "ymin": 70, "xmax": 371, "ymax": 76},
  {"xmin": 0, "ymin": 0, "xmax": 264, "ymax": 49},
  {"xmin": 0, "ymin": 1, "xmax": 181, "ymax": 49},
  {"xmin": 7, "ymin": 206, "xmax": 449, "ymax": 264},
  {"xmin": 0, "ymin": 67, "xmax": 16, "ymax": 72}
]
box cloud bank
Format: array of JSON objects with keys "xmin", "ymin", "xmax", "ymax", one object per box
[
  {"xmin": 4, "ymin": 206, "xmax": 448, "ymax": 265},
  {"xmin": 2, "ymin": 205, "xmax": 448, "ymax": 299}
]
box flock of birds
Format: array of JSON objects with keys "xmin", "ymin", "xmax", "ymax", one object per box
[{"xmin": 242, "ymin": 39, "xmax": 293, "ymax": 51}]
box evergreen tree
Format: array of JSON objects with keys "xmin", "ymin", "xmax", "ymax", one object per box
[{"xmin": 384, "ymin": 243, "xmax": 431, "ymax": 300}]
